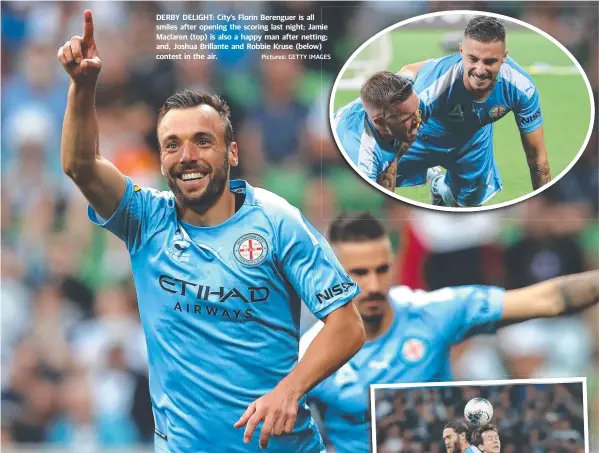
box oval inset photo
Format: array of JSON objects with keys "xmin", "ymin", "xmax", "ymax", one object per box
[{"xmin": 330, "ymin": 11, "xmax": 594, "ymax": 211}]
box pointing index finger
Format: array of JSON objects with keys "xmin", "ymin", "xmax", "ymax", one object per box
[{"xmin": 83, "ymin": 10, "xmax": 94, "ymax": 41}]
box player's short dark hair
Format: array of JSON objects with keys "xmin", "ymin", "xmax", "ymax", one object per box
[
  {"xmin": 444, "ymin": 420, "xmax": 470, "ymax": 436},
  {"xmin": 471, "ymin": 424, "xmax": 499, "ymax": 447},
  {"xmin": 464, "ymin": 16, "xmax": 506, "ymax": 43},
  {"xmin": 157, "ymin": 89, "xmax": 234, "ymax": 149},
  {"xmin": 360, "ymin": 71, "xmax": 414, "ymax": 115},
  {"xmin": 328, "ymin": 212, "xmax": 387, "ymax": 244}
]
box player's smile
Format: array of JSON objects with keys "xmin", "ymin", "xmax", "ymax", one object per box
[
  {"xmin": 177, "ymin": 167, "xmax": 211, "ymax": 191},
  {"xmin": 460, "ymin": 36, "xmax": 506, "ymax": 97},
  {"xmin": 470, "ymin": 72, "xmax": 490, "ymax": 84}
]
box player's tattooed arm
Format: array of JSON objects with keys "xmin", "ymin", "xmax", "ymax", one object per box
[
  {"xmin": 521, "ymin": 127, "xmax": 552, "ymax": 190},
  {"xmin": 501, "ymin": 270, "xmax": 599, "ymax": 325},
  {"xmin": 556, "ymin": 270, "xmax": 599, "ymax": 315},
  {"xmin": 377, "ymin": 140, "xmax": 414, "ymax": 192},
  {"xmin": 377, "ymin": 159, "xmax": 398, "ymax": 191}
]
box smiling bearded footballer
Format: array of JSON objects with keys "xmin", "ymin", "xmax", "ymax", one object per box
[
  {"xmin": 397, "ymin": 16, "xmax": 551, "ymax": 207},
  {"xmin": 58, "ymin": 10, "xmax": 365, "ymax": 453}
]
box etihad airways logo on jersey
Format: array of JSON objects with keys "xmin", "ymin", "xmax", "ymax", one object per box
[
  {"xmin": 159, "ymin": 275, "xmax": 270, "ymax": 303},
  {"xmin": 315, "ymin": 282, "xmax": 356, "ymax": 305}
]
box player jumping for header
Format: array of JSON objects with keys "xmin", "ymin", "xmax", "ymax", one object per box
[
  {"xmin": 398, "ymin": 15, "xmax": 551, "ymax": 206},
  {"xmin": 58, "ymin": 10, "xmax": 365, "ymax": 453},
  {"xmin": 444, "ymin": 421, "xmax": 482, "ymax": 453},
  {"xmin": 471, "ymin": 424, "xmax": 501, "ymax": 453},
  {"xmin": 300, "ymin": 212, "xmax": 598, "ymax": 453}
]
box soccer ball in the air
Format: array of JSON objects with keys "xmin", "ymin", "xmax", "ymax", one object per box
[{"xmin": 464, "ymin": 397, "xmax": 493, "ymax": 426}]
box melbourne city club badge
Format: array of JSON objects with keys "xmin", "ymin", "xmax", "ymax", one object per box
[
  {"xmin": 401, "ymin": 338, "xmax": 427, "ymax": 363},
  {"xmin": 234, "ymin": 233, "xmax": 268, "ymax": 266},
  {"xmin": 489, "ymin": 104, "xmax": 508, "ymax": 119}
]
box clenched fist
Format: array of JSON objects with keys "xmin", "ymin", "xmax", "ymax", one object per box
[{"xmin": 57, "ymin": 10, "xmax": 102, "ymax": 84}]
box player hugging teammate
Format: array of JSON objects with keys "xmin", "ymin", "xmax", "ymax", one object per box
[{"xmin": 335, "ymin": 15, "xmax": 551, "ymax": 207}]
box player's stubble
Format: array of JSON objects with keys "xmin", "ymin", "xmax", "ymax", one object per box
[
  {"xmin": 447, "ymin": 438, "xmax": 463, "ymax": 453},
  {"xmin": 358, "ymin": 292, "xmax": 388, "ymax": 324},
  {"xmin": 165, "ymin": 150, "xmax": 230, "ymax": 214}
]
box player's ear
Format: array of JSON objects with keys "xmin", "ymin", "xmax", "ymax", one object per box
[
  {"xmin": 459, "ymin": 41, "xmax": 463, "ymax": 54},
  {"xmin": 228, "ymin": 142, "xmax": 239, "ymax": 167},
  {"xmin": 372, "ymin": 115, "xmax": 386, "ymax": 132},
  {"xmin": 503, "ymin": 48, "xmax": 508, "ymax": 62}
]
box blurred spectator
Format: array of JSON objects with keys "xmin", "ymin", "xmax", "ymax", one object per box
[
  {"xmin": 503, "ymin": 195, "xmax": 587, "ymax": 290},
  {"xmin": 240, "ymin": 50, "xmax": 309, "ymax": 183}
]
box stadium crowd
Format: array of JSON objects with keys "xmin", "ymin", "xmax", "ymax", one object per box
[
  {"xmin": 375, "ymin": 383, "xmax": 586, "ymax": 453},
  {"xmin": 1, "ymin": 1, "xmax": 597, "ymax": 451}
]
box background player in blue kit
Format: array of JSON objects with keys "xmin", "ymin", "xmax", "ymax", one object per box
[
  {"xmin": 332, "ymin": 71, "xmax": 422, "ymax": 191},
  {"xmin": 398, "ymin": 16, "xmax": 551, "ymax": 206},
  {"xmin": 300, "ymin": 212, "xmax": 598, "ymax": 453},
  {"xmin": 57, "ymin": 10, "xmax": 365, "ymax": 453},
  {"xmin": 443, "ymin": 420, "xmax": 482, "ymax": 453}
]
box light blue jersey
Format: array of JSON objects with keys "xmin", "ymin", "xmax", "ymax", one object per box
[
  {"xmin": 466, "ymin": 445, "xmax": 483, "ymax": 453},
  {"xmin": 300, "ymin": 285, "xmax": 504, "ymax": 453},
  {"xmin": 398, "ymin": 53, "xmax": 543, "ymax": 206},
  {"xmin": 333, "ymin": 98, "xmax": 407, "ymax": 182},
  {"xmin": 89, "ymin": 177, "xmax": 360, "ymax": 453}
]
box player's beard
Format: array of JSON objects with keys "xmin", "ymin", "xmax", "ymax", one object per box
[
  {"xmin": 448, "ymin": 440, "xmax": 462, "ymax": 453},
  {"xmin": 387, "ymin": 123, "xmax": 414, "ymax": 144},
  {"xmin": 358, "ymin": 292, "xmax": 388, "ymax": 324},
  {"xmin": 166, "ymin": 152, "xmax": 230, "ymax": 214},
  {"xmin": 387, "ymin": 116, "xmax": 420, "ymax": 144},
  {"xmin": 468, "ymin": 71, "xmax": 496, "ymax": 96}
]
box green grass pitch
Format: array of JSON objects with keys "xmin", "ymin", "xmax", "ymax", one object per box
[{"xmin": 332, "ymin": 29, "xmax": 592, "ymax": 206}]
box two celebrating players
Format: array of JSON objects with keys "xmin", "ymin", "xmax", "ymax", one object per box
[{"xmin": 335, "ymin": 16, "xmax": 551, "ymax": 207}]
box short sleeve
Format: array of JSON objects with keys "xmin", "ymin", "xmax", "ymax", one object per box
[
  {"xmin": 514, "ymin": 84, "xmax": 543, "ymax": 133},
  {"xmin": 334, "ymin": 102, "xmax": 379, "ymax": 181},
  {"xmin": 397, "ymin": 285, "xmax": 505, "ymax": 345},
  {"xmin": 356, "ymin": 145, "xmax": 379, "ymax": 181},
  {"xmin": 276, "ymin": 210, "xmax": 360, "ymax": 319},
  {"xmin": 417, "ymin": 97, "xmax": 433, "ymax": 124},
  {"xmin": 87, "ymin": 177, "xmax": 170, "ymax": 255},
  {"xmin": 413, "ymin": 59, "xmax": 442, "ymax": 123}
]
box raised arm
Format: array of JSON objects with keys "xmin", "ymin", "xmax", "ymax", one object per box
[
  {"xmin": 397, "ymin": 59, "xmax": 434, "ymax": 79},
  {"xmin": 501, "ymin": 270, "xmax": 598, "ymax": 325},
  {"xmin": 57, "ymin": 10, "xmax": 126, "ymax": 219},
  {"xmin": 520, "ymin": 126, "xmax": 551, "ymax": 190}
]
